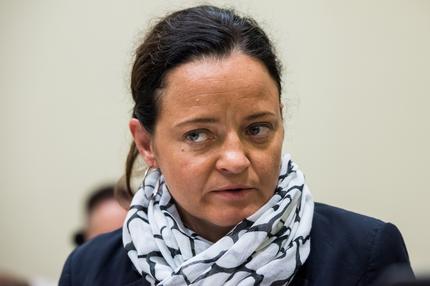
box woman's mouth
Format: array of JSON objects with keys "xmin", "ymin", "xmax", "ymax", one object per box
[{"xmin": 211, "ymin": 186, "xmax": 255, "ymax": 200}]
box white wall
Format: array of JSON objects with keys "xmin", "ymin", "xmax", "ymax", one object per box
[{"xmin": 1, "ymin": 0, "xmax": 429, "ymax": 280}]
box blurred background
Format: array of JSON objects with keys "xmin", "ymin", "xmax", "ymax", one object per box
[{"xmin": 1, "ymin": 0, "xmax": 429, "ymax": 282}]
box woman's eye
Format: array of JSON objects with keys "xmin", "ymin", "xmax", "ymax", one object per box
[
  {"xmin": 184, "ymin": 130, "xmax": 210, "ymax": 143},
  {"xmin": 246, "ymin": 123, "xmax": 272, "ymax": 138}
]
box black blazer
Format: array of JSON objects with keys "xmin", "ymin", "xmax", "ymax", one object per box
[{"xmin": 59, "ymin": 203, "xmax": 414, "ymax": 286}]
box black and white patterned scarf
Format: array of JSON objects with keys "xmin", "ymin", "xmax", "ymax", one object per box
[{"xmin": 123, "ymin": 154, "xmax": 314, "ymax": 285}]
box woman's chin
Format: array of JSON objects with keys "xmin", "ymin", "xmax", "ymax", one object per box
[
  {"xmin": 206, "ymin": 206, "xmax": 258, "ymax": 228},
  {"xmin": 179, "ymin": 204, "xmax": 261, "ymax": 240}
]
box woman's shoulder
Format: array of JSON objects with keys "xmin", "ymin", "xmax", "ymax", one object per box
[
  {"xmin": 313, "ymin": 202, "xmax": 386, "ymax": 232},
  {"xmin": 59, "ymin": 229, "xmax": 144, "ymax": 286},
  {"xmin": 293, "ymin": 202, "xmax": 414, "ymax": 286},
  {"xmin": 312, "ymin": 202, "xmax": 412, "ymax": 264}
]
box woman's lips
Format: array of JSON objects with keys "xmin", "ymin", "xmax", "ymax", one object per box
[{"xmin": 211, "ymin": 185, "xmax": 255, "ymax": 200}]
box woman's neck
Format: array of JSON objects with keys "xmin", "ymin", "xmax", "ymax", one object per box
[{"xmin": 176, "ymin": 205, "xmax": 233, "ymax": 242}]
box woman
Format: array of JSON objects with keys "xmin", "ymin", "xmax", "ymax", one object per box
[{"xmin": 60, "ymin": 5, "xmax": 414, "ymax": 286}]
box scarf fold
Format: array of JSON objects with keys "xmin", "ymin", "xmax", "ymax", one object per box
[{"xmin": 123, "ymin": 154, "xmax": 314, "ymax": 285}]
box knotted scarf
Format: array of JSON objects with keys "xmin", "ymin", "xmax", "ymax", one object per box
[{"xmin": 123, "ymin": 153, "xmax": 314, "ymax": 285}]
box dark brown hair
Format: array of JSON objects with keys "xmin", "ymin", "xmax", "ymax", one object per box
[{"xmin": 125, "ymin": 5, "xmax": 283, "ymax": 197}]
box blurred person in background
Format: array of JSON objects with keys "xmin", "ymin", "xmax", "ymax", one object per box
[
  {"xmin": 73, "ymin": 184, "xmax": 128, "ymax": 246},
  {"xmin": 0, "ymin": 184, "xmax": 127, "ymax": 286},
  {"xmin": 0, "ymin": 273, "xmax": 29, "ymax": 286}
]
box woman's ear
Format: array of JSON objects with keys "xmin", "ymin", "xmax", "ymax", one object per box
[
  {"xmin": 129, "ymin": 118, "xmax": 158, "ymax": 168},
  {"xmin": 279, "ymin": 101, "xmax": 284, "ymax": 120}
]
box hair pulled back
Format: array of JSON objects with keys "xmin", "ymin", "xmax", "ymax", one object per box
[{"xmin": 125, "ymin": 5, "xmax": 282, "ymax": 196}]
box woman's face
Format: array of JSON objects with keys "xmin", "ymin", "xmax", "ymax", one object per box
[{"xmin": 131, "ymin": 52, "xmax": 284, "ymax": 241}]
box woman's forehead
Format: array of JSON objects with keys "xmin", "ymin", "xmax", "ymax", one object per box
[{"xmin": 159, "ymin": 52, "xmax": 279, "ymax": 109}]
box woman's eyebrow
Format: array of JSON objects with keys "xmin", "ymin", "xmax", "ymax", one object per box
[
  {"xmin": 174, "ymin": 117, "xmax": 219, "ymax": 128},
  {"xmin": 245, "ymin": 112, "xmax": 276, "ymax": 121}
]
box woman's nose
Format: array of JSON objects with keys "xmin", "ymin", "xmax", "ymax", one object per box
[{"xmin": 215, "ymin": 134, "xmax": 251, "ymax": 175}]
